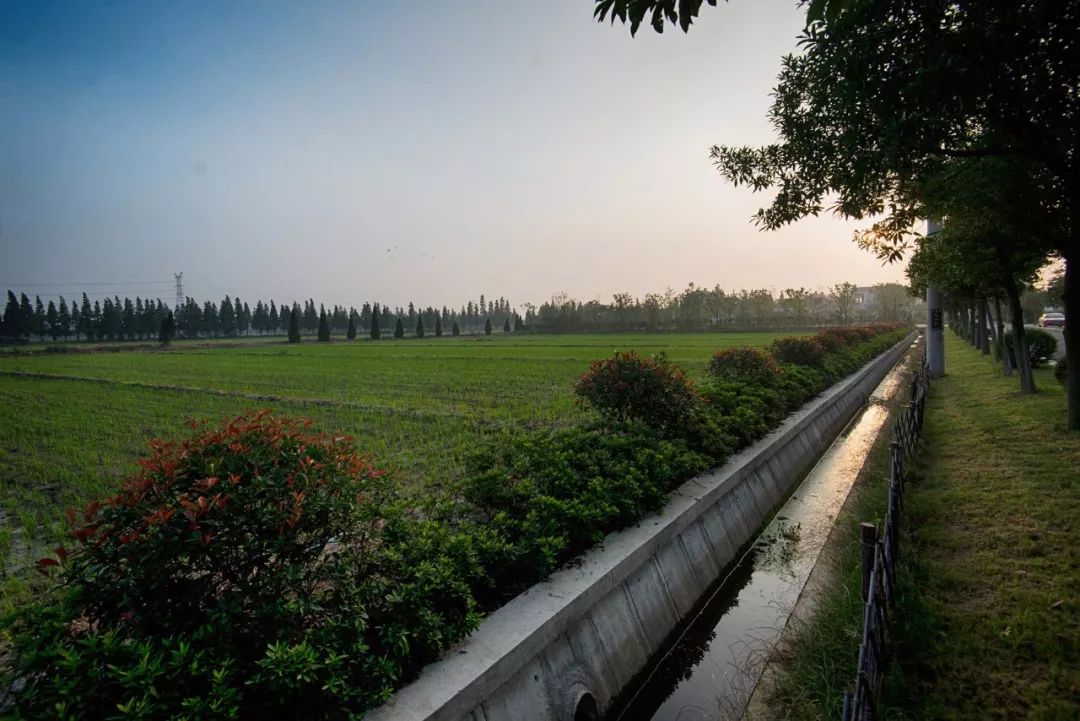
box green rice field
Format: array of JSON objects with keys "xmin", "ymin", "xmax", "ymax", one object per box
[{"xmin": 0, "ymin": 332, "xmax": 791, "ymax": 604}]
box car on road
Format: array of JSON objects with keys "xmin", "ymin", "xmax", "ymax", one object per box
[{"xmin": 1038, "ymin": 312, "xmax": 1066, "ymax": 328}]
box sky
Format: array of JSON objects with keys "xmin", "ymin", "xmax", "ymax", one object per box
[{"xmin": 0, "ymin": 0, "xmax": 907, "ymax": 310}]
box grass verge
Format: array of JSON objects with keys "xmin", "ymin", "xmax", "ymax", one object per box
[{"xmin": 762, "ymin": 334, "xmax": 1079, "ymax": 719}]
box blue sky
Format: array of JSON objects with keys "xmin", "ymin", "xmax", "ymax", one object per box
[{"xmin": 0, "ymin": 0, "xmax": 905, "ymax": 308}]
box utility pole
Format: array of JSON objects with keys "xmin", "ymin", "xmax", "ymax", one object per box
[
  {"xmin": 174, "ymin": 272, "xmax": 184, "ymax": 311},
  {"xmin": 926, "ymin": 220, "xmax": 945, "ymax": 377}
]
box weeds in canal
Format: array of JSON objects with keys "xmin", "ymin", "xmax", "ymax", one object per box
[{"xmin": 754, "ymin": 518, "xmax": 802, "ymax": 579}]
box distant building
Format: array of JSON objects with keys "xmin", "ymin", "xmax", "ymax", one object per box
[{"xmin": 853, "ymin": 286, "xmax": 876, "ymax": 311}]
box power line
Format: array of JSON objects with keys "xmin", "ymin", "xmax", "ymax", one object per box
[{"xmin": 0, "ymin": 280, "xmax": 174, "ymax": 288}]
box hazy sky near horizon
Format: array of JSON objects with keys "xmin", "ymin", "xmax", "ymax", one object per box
[{"xmin": 1, "ymin": 0, "xmax": 907, "ymax": 310}]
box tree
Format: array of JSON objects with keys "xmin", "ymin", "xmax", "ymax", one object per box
[
  {"xmin": 159, "ymin": 311, "xmax": 175, "ymax": 346},
  {"xmin": 503, "ymin": 317, "xmax": 511, "ymax": 333},
  {"xmin": 599, "ymin": 0, "xmax": 1080, "ymax": 428},
  {"xmin": 45, "ymin": 300, "xmax": 59, "ymax": 340},
  {"xmin": 317, "ymin": 309, "xmax": 331, "ymax": 342},
  {"xmin": 346, "ymin": 315, "xmax": 357, "ymax": 340},
  {"xmin": 2, "ymin": 290, "xmax": 20, "ymax": 340},
  {"xmin": 830, "ymin": 282, "xmax": 858, "ymax": 324},
  {"xmin": 268, "ymin": 301, "xmax": 279, "ymax": 334},
  {"xmin": 452, "ymin": 320, "xmax": 460, "ymax": 337},
  {"xmin": 909, "ymin": 158, "xmax": 1056, "ymax": 391},
  {"xmin": 288, "ymin": 306, "xmax": 301, "ymax": 343},
  {"xmin": 434, "ymin": 316, "xmax": 442, "ymax": 337},
  {"xmin": 33, "ymin": 296, "xmax": 46, "ymax": 338},
  {"xmin": 870, "ymin": 283, "xmax": 914, "ymax": 323},
  {"xmin": 57, "ymin": 297, "xmax": 71, "ymax": 340},
  {"xmin": 220, "ymin": 296, "xmax": 236, "ymax": 337},
  {"xmin": 121, "ymin": 298, "xmax": 135, "ymax": 340},
  {"xmin": 370, "ymin": 304, "xmax": 381, "ymax": 340},
  {"xmin": 415, "ymin": 316, "xmax": 425, "ymax": 339},
  {"xmin": 393, "ymin": 318, "xmax": 405, "ymax": 339},
  {"xmin": 300, "ymin": 300, "xmax": 316, "ymax": 335},
  {"xmin": 18, "ymin": 294, "xmax": 34, "ymax": 340},
  {"xmin": 514, "ymin": 314, "xmax": 524, "ymax": 332},
  {"xmin": 484, "ymin": 318, "xmax": 492, "ymax": 336},
  {"xmin": 779, "ymin": 287, "xmax": 809, "ymax": 327},
  {"xmin": 79, "ymin": 294, "xmax": 93, "ymax": 341},
  {"xmin": 236, "ymin": 299, "xmax": 250, "ymax": 336}
]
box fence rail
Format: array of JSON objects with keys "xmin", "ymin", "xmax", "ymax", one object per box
[{"xmin": 842, "ymin": 353, "xmax": 930, "ymax": 721}]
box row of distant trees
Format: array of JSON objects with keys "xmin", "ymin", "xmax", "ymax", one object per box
[
  {"xmin": 0, "ymin": 282, "xmax": 922, "ymax": 343},
  {"xmin": 0, "ymin": 291, "xmax": 520, "ymax": 343},
  {"xmin": 527, "ymin": 282, "xmax": 922, "ymax": 333},
  {"xmin": 289, "ymin": 304, "xmax": 519, "ymax": 344}
]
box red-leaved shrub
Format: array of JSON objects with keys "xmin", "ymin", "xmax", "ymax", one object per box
[
  {"xmin": 707, "ymin": 346, "xmax": 782, "ymax": 385},
  {"xmin": 7, "ymin": 411, "xmax": 483, "ymax": 718},
  {"xmin": 770, "ymin": 336, "xmax": 827, "ymax": 366},
  {"xmin": 575, "ymin": 351, "xmax": 700, "ymax": 437}
]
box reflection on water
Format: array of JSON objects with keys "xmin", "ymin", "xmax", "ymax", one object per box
[{"xmin": 610, "ymin": 356, "xmax": 911, "ymax": 721}]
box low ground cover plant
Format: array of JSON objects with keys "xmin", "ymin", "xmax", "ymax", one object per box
[{"xmin": 2, "ymin": 325, "xmax": 909, "ymax": 718}]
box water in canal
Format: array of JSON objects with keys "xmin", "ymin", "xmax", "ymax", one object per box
[{"xmin": 606, "ymin": 356, "xmax": 912, "ymax": 721}]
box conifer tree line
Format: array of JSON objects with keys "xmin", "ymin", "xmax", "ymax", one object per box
[
  {"xmin": 0, "ymin": 282, "xmax": 922, "ymax": 343},
  {"xmin": 0, "ymin": 289, "xmax": 523, "ymax": 342}
]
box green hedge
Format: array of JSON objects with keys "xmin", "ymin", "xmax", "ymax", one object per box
[{"xmin": 2, "ymin": 325, "xmax": 910, "ymax": 719}]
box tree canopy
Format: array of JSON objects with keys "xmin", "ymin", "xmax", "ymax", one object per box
[{"xmin": 597, "ymin": 0, "xmax": 1080, "ymax": 428}]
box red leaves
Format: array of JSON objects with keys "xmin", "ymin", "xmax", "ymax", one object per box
[
  {"xmin": 70, "ymin": 525, "xmax": 98, "ymax": 543},
  {"xmin": 35, "ymin": 558, "xmax": 59, "ymax": 576},
  {"xmin": 285, "ymin": 491, "xmax": 306, "ymax": 529},
  {"xmin": 179, "ymin": 495, "xmax": 212, "ymax": 524},
  {"xmin": 194, "ymin": 476, "xmax": 220, "ymax": 493},
  {"xmin": 143, "ymin": 508, "xmax": 175, "ymax": 526},
  {"xmin": 83, "ymin": 501, "xmax": 102, "ymax": 523}
]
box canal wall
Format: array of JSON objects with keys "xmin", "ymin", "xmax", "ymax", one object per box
[{"xmin": 366, "ymin": 332, "xmax": 918, "ymax": 721}]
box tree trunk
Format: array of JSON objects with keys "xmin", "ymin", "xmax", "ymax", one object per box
[
  {"xmin": 979, "ymin": 298, "xmax": 991, "ymax": 355},
  {"xmin": 969, "ymin": 302, "xmax": 978, "ymax": 346},
  {"xmin": 1063, "ymin": 251, "xmax": 1079, "ymax": 429},
  {"xmin": 994, "ymin": 295, "xmax": 1013, "ymax": 375},
  {"xmin": 1005, "ymin": 279, "xmax": 1036, "ymax": 394}
]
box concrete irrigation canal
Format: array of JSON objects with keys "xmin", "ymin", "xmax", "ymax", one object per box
[
  {"xmin": 367, "ymin": 332, "xmax": 918, "ymax": 721},
  {"xmin": 606, "ymin": 347, "xmax": 915, "ymax": 721}
]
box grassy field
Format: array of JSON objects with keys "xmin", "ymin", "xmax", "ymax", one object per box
[
  {"xmin": 0, "ymin": 332, "xmax": 792, "ymax": 605},
  {"xmin": 764, "ymin": 334, "xmax": 1079, "ymax": 719}
]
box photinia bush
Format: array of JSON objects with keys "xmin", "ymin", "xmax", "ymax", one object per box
[
  {"xmin": 769, "ymin": 336, "xmax": 827, "ymax": 367},
  {"xmin": 707, "ymin": 346, "xmax": 782, "ymax": 385},
  {"xmin": 3, "ymin": 411, "xmax": 483, "ymax": 719},
  {"xmin": 574, "ymin": 351, "xmax": 701, "ymax": 439}
]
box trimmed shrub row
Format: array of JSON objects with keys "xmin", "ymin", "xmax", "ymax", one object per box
[{"xmin": 2, "ymin": 325, "xmax": 910, "ymax": 719}]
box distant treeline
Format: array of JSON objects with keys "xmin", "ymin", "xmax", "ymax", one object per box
[
  {"xmin": 526, "ymin": 282, "xmax": 921, "ymax": 333},
  {"xmin": 0, "ymin": 281, "xmax": 921, "ymax": 343},
  {"xmin": 0, "ymin": 291, "xmax": 517, "ymax": 342}
]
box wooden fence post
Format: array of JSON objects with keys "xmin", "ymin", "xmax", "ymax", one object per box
[{"xmin": 860, "ymin": 522, "xmax": 877, "ymax": 602}]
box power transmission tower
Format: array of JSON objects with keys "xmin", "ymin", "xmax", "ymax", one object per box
[{"xmin": 174, "ymin": 273, "xmax": 184, "ymax": 310}]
